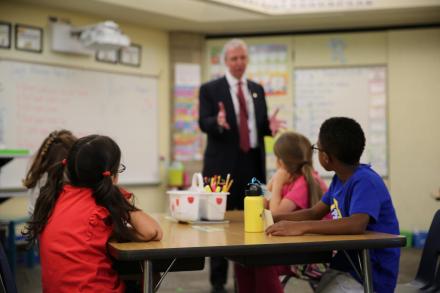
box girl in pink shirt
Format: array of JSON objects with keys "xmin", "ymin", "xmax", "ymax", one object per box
[
  {"xmin": 267, "ymin": 131, "xmax": 327, "ymax": 215},
  {"xmin": 235, "ymin": 131, "xmax": 328, "ymax": 293}
]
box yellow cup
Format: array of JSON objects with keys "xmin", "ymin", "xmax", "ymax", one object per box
[
  {"xmin": 168, "ymin": 162, "xmax": 184, "ymax": 187},
  {"xmin": 168, "ymin": 169, "xmax": 183, "ymax": 186},
  {"xmin": 244, "ymin": 196, "xmax": 264, "ymax": 233}
]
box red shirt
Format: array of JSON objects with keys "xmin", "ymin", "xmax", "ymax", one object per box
[{"xmin": 39, "ymin": 185, "xmax": 125, "ymax": 293}]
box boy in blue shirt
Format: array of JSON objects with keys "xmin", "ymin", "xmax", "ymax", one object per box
[{"xmin": 266, "ymin": 117, "xmax": 400, "ymax": 293}]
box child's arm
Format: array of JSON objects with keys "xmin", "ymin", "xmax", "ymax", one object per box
[
  {"xmin": 129, "ymin": 210, "xmax": 163, "ymax": 241},
  {"xmin": 270, "ymin": 196, "xmax": 297, "ymax": 215},
  {"xmin": 266, "ymin": 213, "xmax": 370, "ymax": 236},
  {"xmin": 118, "ymin": 188, "xmax": 163, "ymax": 241},
  {"xmin": 269, "ymin": 169, "xmax": 296, "ymax": 214},
  {"xmin": 273, "ymin": 201, "xmax": 330, "ymax": 222}
]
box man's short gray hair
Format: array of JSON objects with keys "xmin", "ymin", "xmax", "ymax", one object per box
[{"xmin": 221, "ymin": 38, "xmax": 248, "ymax": 64}]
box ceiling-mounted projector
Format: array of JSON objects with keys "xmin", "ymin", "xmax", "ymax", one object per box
[
  {"xmin": 50, "ymin": 19, "xmax": 130, "ymax": 55},
  {"xmin": 74, "ymin": 21, "xmax": 130, "ymax": 51}
]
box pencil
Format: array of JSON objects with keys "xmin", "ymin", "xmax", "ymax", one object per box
[
  {"xmin": 224, "ymin": 174, "xmax": 230, "ymax": 189},
  {"xmin": 225, "ymin": 179, "xmax": 233, "ymax": 192}
]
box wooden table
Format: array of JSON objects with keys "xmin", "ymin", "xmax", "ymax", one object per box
[{"xmin": 108, "ymin": 212, "xmax": 406, "ymax": 293}]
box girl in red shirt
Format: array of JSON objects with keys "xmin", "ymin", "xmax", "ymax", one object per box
[{"xmin": 25, "ymin": 135, "xmax": 163, "ymax": 293}]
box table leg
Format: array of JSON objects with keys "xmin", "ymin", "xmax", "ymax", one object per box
[
  {"xmin": 361, "ymin": 249, "xmax": 373, "ymax": 293},
  {"xmin": 8, "ymin": 221, "xmax": 16, "ymax": 276},
  {"xmin": 143, "ymin": 260, "xmax": 153, "ymax": 293}
]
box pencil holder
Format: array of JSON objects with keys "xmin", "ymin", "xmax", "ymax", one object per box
[
  {"xmin": 200, "ymin": 192, "xmax": 228, "ymax": 221},
  {"xmin": 167, "ymin": 191, "xmax": 201, "ymax": 221},
  {"xmin": 167, "ymin": 173, "xmax": 204, "ymax": 221},
  {"xmin": 167, "ymin": 173, "xmax": 229, "ymax": 221}
]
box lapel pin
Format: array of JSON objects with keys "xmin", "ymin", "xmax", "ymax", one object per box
[{"xmin": 252, "ymin": 92, "xmax": 258, "ymax": 98}]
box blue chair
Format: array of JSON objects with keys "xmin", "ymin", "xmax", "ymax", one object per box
[
  {"xmin": 396, "ymin": 209, "xmax": 440, "ymax": 292},
  {"xmin": 0, "ymin": 240, "xmax": 17, "ymax": 293},
  {"xmin": 0, "ymin": 216, "xmax": 35, "ymax": 276}
]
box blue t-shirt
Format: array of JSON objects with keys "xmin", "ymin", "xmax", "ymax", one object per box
[{"xmin": 321, "ymin": 164, "xmax": 400, "ymax": 293}]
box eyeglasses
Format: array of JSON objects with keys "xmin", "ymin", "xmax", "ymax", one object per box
[
  {"xmin": 118, "ymin": 164, "xmax": 126, "ymax": 174},
  {"xmin": 311, "ymin": 144, "xmax": 324, "ymax": 153}
]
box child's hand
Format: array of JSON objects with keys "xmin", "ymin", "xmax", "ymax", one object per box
[
  {"xmin": 265, "ymin": 220, "xmax": 306, "ymax": 236},
  {"xmin": 263, "ymin": 197, "xmax": 269, "ymax": 209},
  {"xmin": 272, "ymin": 169, "xmax": 292, "ymax": 187},
  {"xmin": 267, "ymin": 177, "xmax": 273, "ymax": 192}
]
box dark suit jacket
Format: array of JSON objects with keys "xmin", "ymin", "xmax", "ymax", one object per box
[{"xmin": 198, "ymin": 76, "xmax": 271, "ymax": 182}]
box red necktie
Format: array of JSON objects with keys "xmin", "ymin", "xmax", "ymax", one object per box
[{"xmin": 237, "ymin": 81, "xmax": 250, "ymax": 152}]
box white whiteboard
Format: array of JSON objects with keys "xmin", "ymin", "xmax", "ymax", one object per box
[
  {"xmin": 0, "ymin": 59, "xmax": 159, "ymax": 188},
  {"xmin": 294, "ymin": 66, "xmax": 387, "ymax": 177}
]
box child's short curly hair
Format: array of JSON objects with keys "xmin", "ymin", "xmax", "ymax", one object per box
[{"xmin": 319, "ymin": 117, "xmax": 365, "ymax": 165}]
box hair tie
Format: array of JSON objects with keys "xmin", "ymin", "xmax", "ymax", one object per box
[
  {"xmin": 50, "ymin": 131, "xmax": 58, "ymax": 138},
  {"xmin": 61, "ymin": 159, "xmax": 67, "ymax": 166},
  {"xmin": 102, "ymin": 171, "xmax": 111, "ymax": 176}
]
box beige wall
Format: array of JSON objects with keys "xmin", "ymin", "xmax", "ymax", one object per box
[
  {"xmin": 388, "ymin": 28, "xmax": 440, "ymax": 231},
  {"xmin": 206, "ymin": 28, "xmax": 440, "ymax": 231},
  {"xmin": 169, "ymin": 32, "xmax": 205, "ymax": 178},
  {"xmin": 2, "ymin": 1, "xmax": 439, "ymax": 231},
  {"xmin": 0, "ymin": 2, "xmax": 170, "ymax": 214}
]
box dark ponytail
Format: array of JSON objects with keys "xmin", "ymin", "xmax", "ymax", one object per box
[
  {"xmin": 93, "ymin": 181, "xmax": 136, "ymax": 241},
  {"xmin": 23, "ymin": 130, "xmax": 76, "ymax": 189},
  {"xmin": 24, "ymin": 130, "xmax": 76, "ymax": 246},
  {"xmin": 24, "ymin": 160, "xmax": 66, "ymax": 246},
  {"xmin": 66, "ymin": 135, "xmax": 139, "ymax": 242}
]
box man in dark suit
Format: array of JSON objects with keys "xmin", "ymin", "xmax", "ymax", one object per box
[{"xmin": 198, "ymin": 38, "xmax": 284, "ymax": 293}]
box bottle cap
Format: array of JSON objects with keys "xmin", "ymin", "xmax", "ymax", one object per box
[{"xmin": 245, "ymin": 183, "xmax": 262, "ymax": 196}]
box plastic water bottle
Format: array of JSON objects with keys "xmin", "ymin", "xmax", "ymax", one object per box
[{"xmin": 244, "ymin": 179, "xmax": 264, "ymax": 233}]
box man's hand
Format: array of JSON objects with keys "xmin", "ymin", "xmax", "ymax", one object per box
[
  {"xmin": 266, "ymin": 220, "xmax": 306, "ymax": 236},
  {"xmin": 269, "ymin": 108, "xmax": 286, "ymax": 136},
  {"xmin": 217, "ymin": 102, "xmax": 230, "ymax": 129}
]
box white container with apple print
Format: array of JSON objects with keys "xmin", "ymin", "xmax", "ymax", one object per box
[
  {"xmin": 199, "ymin": 192, "xmax": 228, "ymax": 221},
  {"xmin": 167, "ymin": 173, "xmax": 228, "ymax": 221}
]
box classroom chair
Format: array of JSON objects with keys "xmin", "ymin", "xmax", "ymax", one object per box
[
  {"xmin": 396, "ymin": 209, "xmax": 440, "ymax": 292},
  {"xmin": 0, "ymin": 216, "xmax": 36, "ymax": 276},
  {"xmin": 0, "ymin": 241, "xmax": 17, "ymax": 293},
  {"xmin": 280, "ymin": 271, "xmax": 319, "ymax": 291}
]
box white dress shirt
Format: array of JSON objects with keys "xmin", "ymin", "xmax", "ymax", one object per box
[{"xmin": 225, "ymin": 71, "xmax": 258, "ymax": 148}]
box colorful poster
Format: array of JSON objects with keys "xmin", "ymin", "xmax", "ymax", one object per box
[{"xmin": 173, "ymin": 63, "xmax": 203, "ymax": 161}]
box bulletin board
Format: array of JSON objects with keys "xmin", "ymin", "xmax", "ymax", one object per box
[
  {"xmin": 0, "ymin": 59, "xmax": 160, "ymax": 189},
  {"xmin": 294, "ymin": 66, "xmax": 388, "ymax": 177}
]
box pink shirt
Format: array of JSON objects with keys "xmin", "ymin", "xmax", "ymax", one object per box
[{"xmin": 281, "ymin": 172, "xmax": 328, "ymax": 209}]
